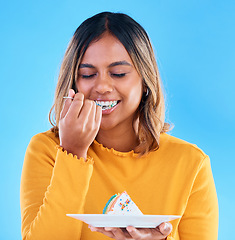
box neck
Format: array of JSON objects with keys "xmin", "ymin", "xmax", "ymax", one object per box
[{"xmin": 96, "ymin": 121, "xmax": 139, "ymax": 152}]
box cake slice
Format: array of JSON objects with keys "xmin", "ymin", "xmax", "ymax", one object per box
[{"xmin": 103, "ymin": 191, "xmax": 143, "ymax": 215}]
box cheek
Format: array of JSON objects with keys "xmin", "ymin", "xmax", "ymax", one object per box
[
  {"xmin": 76, "ymin": 81, "xmax": 92, "ymax": 96},
  {"xmin": 128, "ymin": 81, "xmax": 143, "ymax": 101},
  {"xmin": 122, "ymin": 83, "xmax": 143, "ymax": 110}
]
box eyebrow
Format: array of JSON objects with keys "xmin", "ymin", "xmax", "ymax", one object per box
[
  {"xmin": 79, "ymin": 63, "xmax": 95, "ymax": 69},
  {"xmin": 79, "ymin": 61, "xmax": 132, "ymax": 69},
  {"xmin": 108, "ymin": 61, "xmax": 132, "ymax": 67}
]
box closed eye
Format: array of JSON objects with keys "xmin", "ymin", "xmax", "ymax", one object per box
[
  {"xmin": 81, "ymin": 74, "xmax": 96, "ymax": 79},
  {"xmin": 111, "ymin": 73, "xmax": 126, "ymax": 78}
]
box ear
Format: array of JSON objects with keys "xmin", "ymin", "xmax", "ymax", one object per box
[
  {"xmin": 143, "ymin": 85, "xmax": 149, "ymax": 97},
  {"xmin": 145, "ymin": 88, "xmax": 149, "ymax": 96},
  {"xmin": 142, "ymin": 79, "xmax": 149, "ymax": 95}
]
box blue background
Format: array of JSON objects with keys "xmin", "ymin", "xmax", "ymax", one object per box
[{"xmin": 0, "ymin": 0, "xmax": 234, "ymax": 239}]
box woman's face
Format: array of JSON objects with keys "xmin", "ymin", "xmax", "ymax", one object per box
[{"xmin": 76, "ymin": 33, "xmax": 143, "ymax": 131}]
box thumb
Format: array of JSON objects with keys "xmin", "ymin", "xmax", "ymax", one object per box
[
  {"xmin": 68, "ymin": 88, "xmax": 75, "ymax": 97},
  {"xmin": 60, "ymin": 89, "xmax": 75, "ymax": 119},
  {"xmin": 159, "ymin": 222, "xmax": 172, "ymax": 237}
]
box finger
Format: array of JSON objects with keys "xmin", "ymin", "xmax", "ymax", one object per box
[
  {"xmin": 66, "ymin": 92, "xmax": 84, "ymax": 120},
  {"xmin": 89, "ymin": 226, "xmax": 115, "ymax": 238},
  {"xmin": 60, "ymin": 89, "xmax": 76, "ymax": 119},
  {"xmin": 84, "ymin": 101, "xmax": 101, "ymax": 132},
  {"xmin": 159, "ymin": 222, "xmax": 172, "ymax": 237},
  {"xmin": 77, "ymin": 99, "xmax": 95, "ymax": 126},
  {"xmin": 107, "ymin": 227, "xmax": 127, "ymax": 239},
  {"xmin": 91, "ymin": 102, "xmax": 102, "ymax": 132},
  {"xmin": 89, "ymin": 101, "xmax": 98, "ymax": 124},
  {"xmin": 95, "ymin": 104, "xmax": 102, "ymax": 126},
  {"xmin": 127, "ymin": 226, "xmax": 151, "ymax": 239},
  {"xmin": 68, "ymin": 89, "xmax": 75, "ymax": 97}
]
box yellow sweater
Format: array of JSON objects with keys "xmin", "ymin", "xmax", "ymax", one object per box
[{"xmin": 20, "ymin": 130, "xmax": 218, "ymax": 240}]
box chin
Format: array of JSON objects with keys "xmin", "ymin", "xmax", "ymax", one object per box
[{"xmin": 99, "ymin": 118, "xmax": 120, "ymax": 131}]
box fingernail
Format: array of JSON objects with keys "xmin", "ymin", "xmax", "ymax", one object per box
[
  {"xmin": 163, "ymin": 223, "xmax": 169, "ymax": 231},
  {"xmin": 105, "ymin": 227, "xmax": 112, "ymax": 231},
  {"xmin": 69, "ymin": 89, "xmax": 74, "ymax": 95},
  {"xmin": 126, "ymin": 226, "xmax": 134, "ymax": 232}
]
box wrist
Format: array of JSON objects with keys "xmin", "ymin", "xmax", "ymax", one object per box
[{"xmin": 60, "ymin": 145, "xmax": 88, "ymax": 160}]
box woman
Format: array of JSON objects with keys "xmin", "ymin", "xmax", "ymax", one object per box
[{"xmin": 20, "ymin": 12, "xmax": 218, "ymax": 240}]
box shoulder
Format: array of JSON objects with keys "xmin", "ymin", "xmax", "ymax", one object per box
[
  {"xmin": 159, "ymin": 133, "xmax": 206, "ymax": 157},
  {"xmin": 24, "ymin": 130, "xmax": 60, "ymax": 167},
  {"xmin": 26, "ymin": 130, "xmax": 60, "ymax": 158},
  {"xmin": 30, "ymin": 129, "xmax": 60, "ymax": 146},
  {"xmin": 157, "ymin": 133, "xmax": 208, "ymax": 171}
]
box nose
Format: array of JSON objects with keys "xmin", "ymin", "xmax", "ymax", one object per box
[{"xmin": 94, "ymin": 73, "xmax": 113, "ymax": 94}]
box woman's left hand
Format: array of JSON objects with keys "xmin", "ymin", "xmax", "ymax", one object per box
[{"xmin": 89, "ymin": 222, "xmax": 172, "ymax": 239}]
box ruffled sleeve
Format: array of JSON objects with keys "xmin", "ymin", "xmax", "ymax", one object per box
[{"xmin": 20, "ymin": 132, "xmax": 94, "ymax": 240}]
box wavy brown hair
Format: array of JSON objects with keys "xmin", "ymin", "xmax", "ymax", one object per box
[{"xmin": 49, "ymin": 12, "xmax": 171, "ymax": 156}]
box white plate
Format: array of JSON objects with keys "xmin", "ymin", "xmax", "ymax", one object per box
[{"xmin": 66, "ymin": 214, "xmax": 181, "ymax": 228}]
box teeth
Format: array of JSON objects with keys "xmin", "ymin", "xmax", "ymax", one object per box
[{"xmin": 95, "ymin": 100, "xmax": 118, "ymax": 110}]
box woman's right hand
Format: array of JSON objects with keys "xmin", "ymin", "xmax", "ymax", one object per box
[{"xmin": 59, "ymin": 89, "xmax": 102, "ymax": 159}]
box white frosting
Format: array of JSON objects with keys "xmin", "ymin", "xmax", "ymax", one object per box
[{"xmin": 107, "ymin": 192, "xmax": 143, "ymax": 215}]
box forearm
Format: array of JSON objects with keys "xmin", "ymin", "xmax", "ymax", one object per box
[
  {"xmin": 178, "ymin": 156, "xmax": 218, "ymax": 239},
  {"xmin": 21, "ymin": 144, "xmax": 93, "ymax": 240}
]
